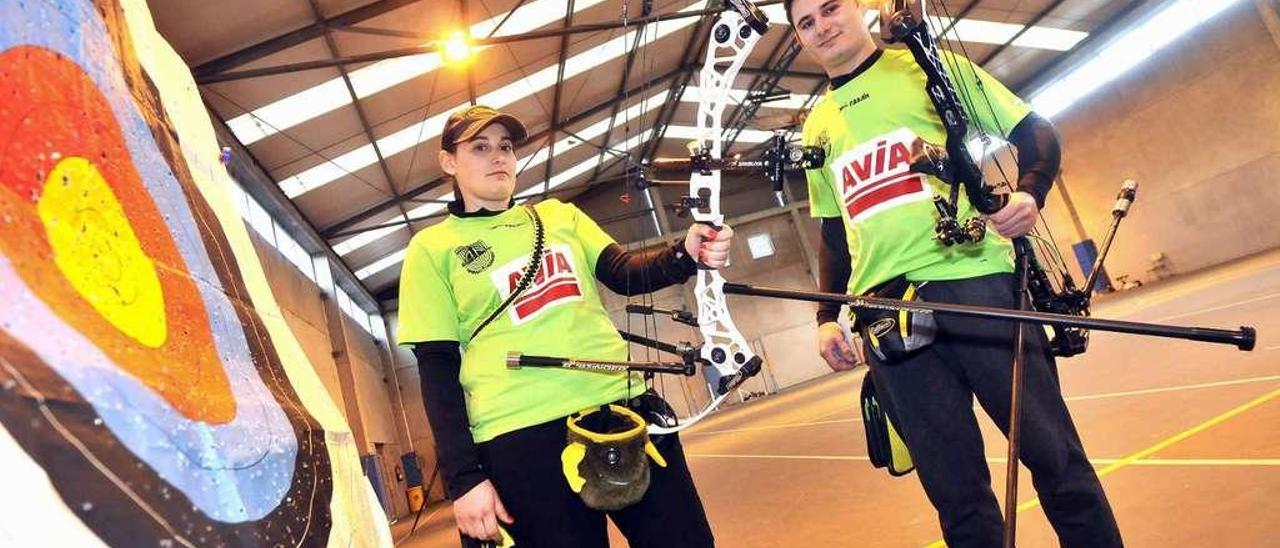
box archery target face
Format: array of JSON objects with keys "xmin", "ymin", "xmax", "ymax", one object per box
[{"xmin": 0, "ymin": 0, "xmax": 334, "ymax": 544}]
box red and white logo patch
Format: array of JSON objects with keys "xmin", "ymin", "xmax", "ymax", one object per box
[
  {"xmin": 490, "ymin": 244, "xmax": 584, "ymax": 324},
  {"xmin": 829, "ymin": 128, "xmax": 931, "ymax": 223}
]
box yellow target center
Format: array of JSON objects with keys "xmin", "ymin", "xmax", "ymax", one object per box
[{"xmin": 37, "ymin": 157, "xmax": 168, "ymax": 348}]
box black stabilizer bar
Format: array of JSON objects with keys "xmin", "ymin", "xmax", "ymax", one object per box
[{"xmin": 721, "ymin": 283, "xmax": 1256, "ymax": 351}]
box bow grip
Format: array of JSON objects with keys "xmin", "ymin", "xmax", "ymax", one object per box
[{"xmin": 693, "ymin": 220, "xmax": 722, "ymax": 270}]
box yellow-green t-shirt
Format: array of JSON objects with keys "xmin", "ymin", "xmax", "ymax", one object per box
[
  {"xmin": 804, "ymin": 49, "xmax": 1032, "ymax": 296},
  {"xmin": 396, "ymin": 199, "xmax": 639, "ymax": 442}
]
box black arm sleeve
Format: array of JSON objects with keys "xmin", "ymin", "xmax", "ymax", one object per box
[
  {"xmin": 595, "ymin": 241, "xmax": 698, "ymax": 296},
  {"xmin": 817, "ymin": 217, "xmax": 852, "ymax": 325},
  {"xmin": 412, "ymin": 342, "xmax": 486, "ymax": 500},
  {"xmin": 1006, "ymin": 112, "xmax": 1062, "ymax": 209}
]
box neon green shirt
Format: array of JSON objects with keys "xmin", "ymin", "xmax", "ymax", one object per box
[
  {"xmin": 804, "ymin": 49, "xmax": 1032, "ymax": 296},
  {"xmin": 396, "ymin": 199, "xmax": 639, "ymax": 443}
]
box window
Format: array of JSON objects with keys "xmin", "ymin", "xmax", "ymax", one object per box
[{"xmin": 747, "ymin": 233, "xmax": 775, "ymax": 259}]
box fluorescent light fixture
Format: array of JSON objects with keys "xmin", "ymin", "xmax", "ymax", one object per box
[
  {"xmin": 681, "ymin": 87, "xmax": 811, "ymax": 110},
  {"xmin": 762, "ymin": 3, "xmax": 1085, "ymax": 51},
  {"xmin": 356, "ymin": 247, "xmax": 409, "ymax": 280},
  {"xmin": 1030, "ymin": 0, "xmax": 1245, "ymax": 119},
  {"xmin": 332, "ymin": 89, "xmax": 671, "ymax": 256},
  {"xmin": 279, "ymin": 1, "xmax": 707, "ymax": 198},
  {"xmin": 663, "ymin": 124, "xmax": 774, "ymax": 143},
  {"xmin": 930, "ymin": 16, "xmax": 1088, "ymax": 51},
  {"xmin": 227, "ymin": 0, "xmax": 611, "ymax": 145}
]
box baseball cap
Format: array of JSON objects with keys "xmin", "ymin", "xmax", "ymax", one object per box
[{"xmin": 441, "ymin": 105, "xmax": 529, "ymax": 152}]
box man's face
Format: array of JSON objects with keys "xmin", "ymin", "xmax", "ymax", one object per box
[{"xmin": 791, "ymin": 0, "xmax": 874, "ymax": 74}]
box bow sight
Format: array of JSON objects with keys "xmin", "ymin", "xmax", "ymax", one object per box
[{"xmin": 645, "ymin": 134, "xmax": 826, "ymax": 217}]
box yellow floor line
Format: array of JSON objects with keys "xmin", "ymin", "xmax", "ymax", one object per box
[{"xmin": 923, "ymin": 386, "xmax": 1280, "ymax": 548}]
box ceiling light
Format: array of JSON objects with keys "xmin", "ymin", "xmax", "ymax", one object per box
[{"xmin": 441, "ymin": 31, "xmax": 473, "ymax": 65}]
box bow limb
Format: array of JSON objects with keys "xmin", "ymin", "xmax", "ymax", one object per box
[{"xmin": 648, "ymin": 392, "xmax": 731, "ymax": 436}]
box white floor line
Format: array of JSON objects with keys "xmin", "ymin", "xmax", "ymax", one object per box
[
  {"xmin": 687, "ymin": 453, "xmax": 1280, "ymax": 467},
  {"xmin": 1148, "ymin": 292, "xmax": 1280, "ymax": 323},
  {"xmin": 685, "ymin": 375, "xmax": 1280, "ymax": 437}
]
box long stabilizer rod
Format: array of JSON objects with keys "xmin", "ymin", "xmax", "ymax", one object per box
[{"xmin": 721, "ymin": 283, "xmax": 1256, "ymax": 351}]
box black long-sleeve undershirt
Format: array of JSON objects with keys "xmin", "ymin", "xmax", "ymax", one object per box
[
  {"xmin": 412, "ymin": 342, "xmax": 483, "ymax": 500},
  {"xmin": 594, "ymin": 241, "xmax": 698, "ymax": 295},
  {"xmin": 816, "ymin": 217, "xmax": 852, "ymax": 326},
  {"xmin": 1006, "ymin": 112, "xmax": 1061, "ymax": 209}
]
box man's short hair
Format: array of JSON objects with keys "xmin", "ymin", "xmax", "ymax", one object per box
[{"xmin": 785, "ymin": 0, "xmax": 870, "ymax": 26}]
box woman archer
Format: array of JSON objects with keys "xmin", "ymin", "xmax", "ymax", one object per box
[{"xmin": 397, "ymin": 105, "xmax": 731, "ymax": 547}]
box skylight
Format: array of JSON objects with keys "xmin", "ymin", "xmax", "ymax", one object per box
[
  {"xmin": 359, "ymin": 127, "xmax": 660, "ymax": 279},
  {"xmin": 332, "ymin": 89, "xmax": 671, "ymax": 256},
  {"xmin": 226, "ymin": 0, "xmax": 611, "ymax": 145},
  {"xmin": 758, "ymin": 3, "xmax": 1086, "ymax": 51},
  {"xmin": 1030, "ymin": 0, "xmax": 1245, "ymax": 119},
  {"xmin": 278, "ymin": 0, "xmax": 709, "ymax": 198}
]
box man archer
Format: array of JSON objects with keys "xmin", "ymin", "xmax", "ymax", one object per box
[{"xmin": 785, "ymin": 0, "xmax": 1123, "ymax": 546}]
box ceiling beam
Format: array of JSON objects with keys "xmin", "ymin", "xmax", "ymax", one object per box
[
  {"xmin": 306, "ymin": 0, "xmax": 414, "ymax": 235},
  {"xmin": 196, "ymin": 0, "xmax": 786, "ymax": 84},
  {"xmin": 460, "ymin": 0, "xmax": 478, "ymax": 105},
  {"xmin": 638, "ymin": 14, "xmax": 712, "ymax": 165},
  {"xmin": 544, "ymin": 0, "xmax": 577, "ymax": 192},
  {"xmin": 975, "ymin": 0, "xmax": 1070, "ymax": 67},
  {"xmin": 193, "ymin": 0, "xmax": 424, "ymax": 79}
]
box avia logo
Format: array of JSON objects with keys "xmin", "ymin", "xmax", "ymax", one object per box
[
  {"xmin": 454, "ymin": 240, "xmax": 494, "ymax": 274},
  {"xmin": 829, "ymin": 128, "xmax": 930, "ymax": 222},
  {"xmin": 490, "ymin": 244, "xmax": 583, "ymax": 324}
]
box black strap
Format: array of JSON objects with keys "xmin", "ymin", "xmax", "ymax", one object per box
[{"xmin": 470, "ymin": 205, "xmax": 545, "ymax": 340}]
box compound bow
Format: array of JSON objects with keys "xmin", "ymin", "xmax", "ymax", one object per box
[{"xmin": 508, "ymin": 0, "xmax": 780, "ymax": 435}]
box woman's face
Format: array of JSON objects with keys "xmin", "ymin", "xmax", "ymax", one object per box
[{"xmin": 440, "ymin": 123, "xmax": 517, "ymax": 208}]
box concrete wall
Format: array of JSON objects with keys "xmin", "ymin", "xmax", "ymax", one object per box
[
  {"xmin": 247, "ymin": 230, "xmax": 419, "ymax": 518},
  {"xmin": 1035, "ymin": 0, "xmax": 1280, "ymax": 284},
  {"xmin": 248, "ymin": 231, "xmax": 349, "ymax": 418},
  {"xmin": 387, "ymin": 311, "xmax": 447, "ymax": 502}
]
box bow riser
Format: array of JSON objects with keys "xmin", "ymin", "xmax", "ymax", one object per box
[{"xmin": 686, "ymin": 8, "xmax": 766, "ymax": 401}]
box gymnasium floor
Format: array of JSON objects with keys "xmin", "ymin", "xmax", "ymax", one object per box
[{"xmin": 395, "ymin": 250, "xmax": 1280, "ymax": 547}]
